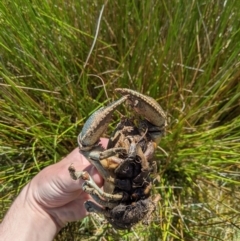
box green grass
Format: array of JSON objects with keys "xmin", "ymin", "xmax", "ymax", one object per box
[{"xmin": 1, "ymin": 0, "xmax": 240, "ymax": 240}]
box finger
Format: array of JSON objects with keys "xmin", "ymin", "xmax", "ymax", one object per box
[
  {"xmin": 47, "ymin": 192, "xmax": 90, "ymax": 223},
  {"xmin": 100, "ymin": 138, "xmax": 109, "ymax": 149},
  {"xmin": 53, "ymin": 148, "xmax": 103, "ymax": 193}
]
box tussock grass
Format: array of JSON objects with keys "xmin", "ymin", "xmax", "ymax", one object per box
[{"xmin": 1, "ymin": 0, "xmax": 240, "ymax": 240}]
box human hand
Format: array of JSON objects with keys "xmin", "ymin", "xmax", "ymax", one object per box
[
  {"xmin": 0, "ymin": 139, "xmax": 107, "ymax": 241},
  {"xmin": 28, "ymin": 138, "xmax": 108, "ymax": 227}
]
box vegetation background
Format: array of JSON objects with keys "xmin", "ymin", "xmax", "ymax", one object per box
[{"xmin": 1, "ymin": 0, "xmax": 240, "ymax": 240}]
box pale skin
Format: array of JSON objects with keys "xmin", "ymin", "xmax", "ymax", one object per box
[{"xmin": 0, "ymin": 139, "xmax": 108, "ymax": 241}]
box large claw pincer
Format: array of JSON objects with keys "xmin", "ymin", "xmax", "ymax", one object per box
[
  {"xmin": 78, "ymin": 96, "xmax": 128, "ymax": 151},
  {"xmin": 115, "ymin": 88, "xmax": 167, "ymax": 128},
  {"xmin": 115, "ymin": 88, "xmax": 167, "ymax": 144}
]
